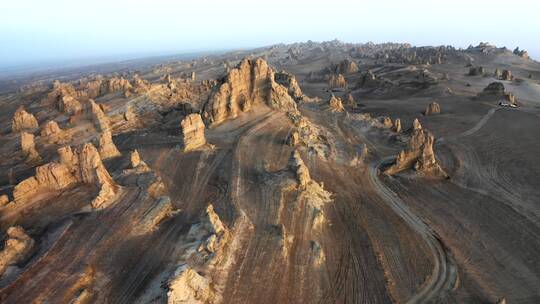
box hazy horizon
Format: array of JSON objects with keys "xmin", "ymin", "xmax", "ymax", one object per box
[{"xmin": 2, "ymin": 0, "xmax": 539, "ymax": 69}]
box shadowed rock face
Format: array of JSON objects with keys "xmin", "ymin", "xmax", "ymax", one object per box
[
  {"xmin": 0, "ymin": 226, "xmax": 36, "ymax": 276},
  {"xmin": 181, "ymin": 114, "xmax": 206, "ymax": 152},
  {"xmin": 203, "ymin": 58, "xmax": 298, "ymax": 127},
  {"xmin": 12, "ymin": 107, "xmax": 38, "ymax": 133},
  {"xmin": 89, "ymin": 99, "xmax": 110, "ymax": 132}
]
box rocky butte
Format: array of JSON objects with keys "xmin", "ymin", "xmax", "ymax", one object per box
[{"xmin": 203, "ymin": 58, "xmax": 299, "ymax": 127}]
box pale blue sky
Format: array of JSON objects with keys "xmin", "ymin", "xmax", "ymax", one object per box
[{"xmin": 1, "ymin": 0, "xmax": 539, "ymax": 68}]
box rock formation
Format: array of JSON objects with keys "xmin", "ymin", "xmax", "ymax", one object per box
[
  {"xmin": 274, "ymin": 71, "xmax": 303, "ymax": 100},
  {"xmin": 384, "ymin": 120, "xmax": 447, "ymax": 177},
  {"xmin": 345, "ymin": 94, "xmax": 356, "ymax": 107},
  {"xmin": 513, "ymin": 47, "xmax": 529, "ymax": 59},
  {"xmin": 328, "ymin": 74, "xmax": 347, "ymax": 90},
  {"xmin": 106, "ymin": 77, "xmax": 132, "ymax": 95},
  {"xmin": 335, "ymin": 59, "xmax": 359, "ymax": 74},
  {"xmin": 41, "ymin": 120, "xmax": 69, "ymax": 144},
  {"xmin": 198, "ymin": 204, "xmax": 230, "ymax": 257},
  {"xmin": 425, "ymin": 102, "xmax": 441, "ymax": 115},
  {"xmin": 13, "ymin": 162, "xmax": 76, "ymax": 202},
  {"xmin": 412, "ymin": 118, "xmax": 422, "ymax": 130},
  {"xmin": 203, "ymin": 58, "xmax": 298, "ymax": 126},
  {"xmin": 13, "ymin": 143, "xmax": 117, "ymax": 208},
  {"xmin": 468, "ymin": 66, "xmax": 484, "ymax": 76},
  {"xmin": 394, "ymin": 118, "xmax": 402, "ymax": 133},
  {"xmin": 0, "ymin": 195, "xmax": 9, "ymax": 207},
  {"xmin": 289, "ymin": 150, "xmax": 311, "ymax": 189},
  {"xmin": 381, "ymin": 117, "xmax": 393, "ymax": 129},
  {"xmin": 20, "ymin": 132, "xmax": 41, "ymax": 163},
  {"xmin": 97, "ymin": 130, "xmax": 121, "ymax": 159},
  {"xmin": 480, "ymin": 82, "xmax": 505, "ymax": 96},
  {"xmin": 501, "ymin": 70, "xmax": 513, "ymax": 81},
  {"xmin": 58, "ymin": 96, "xmax": 83, "ymax": 115},
  {"xmin": 89, "ymin": 99, "xmax": 110, "ymax": 131},
  {"xmin": 494, "ymin": 69, "xmax": 502, "ymax": 79},
  {"xmin": 167, "ymin": 266, "xmax": 218, "ymax": 304},
  {"xmin": 12, "ymin": 106, "xmax": 38, "ymax": 133},
  {"xmin": 328, "ymin": 95, "xmax": 345, "ymax": 112},
  {"xmin": 287, "ymin": 130, "xmax": 301, "ymax": 146},
  {"xmin": 0, "ymin": 226, "xmax": 36, "ymax": 276},
  {"xmin": 356, "ymin": 70, "xmax": 377, "ymax": 88},
  {"xmin": 181, "ymin": 114, "xmax": 206, "ymax": 152}
]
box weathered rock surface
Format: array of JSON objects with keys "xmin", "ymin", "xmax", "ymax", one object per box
[
  {"xmin": 425, "ymin": 102, "xmax": 441, "ymax": 115},
  {"xmin": 167, "ymin": 266, "xmax": 218, "ymax": 304},
  {"xmin": 384, "ymin": 121, "xmax": 447, "ymax": 177},
  {"xmin": 58, "ymin": 96, "xmax": 83, "ymax": 115},
  {"xmin": 335, "ymin": 59, "xmax": 359, "ymax": 74},
  {"xmin": 181, "ymin": 114, "xmax": 206, "ymax": 152},
  {"xmin": 394, "ymin": 118, "xmax": 402, "ymax": 133},
  {"xmin": 274, "ymin": 71, "xmax": 303, "ymax": 100},
  {"xmin": 480, "ymin": 82, "xmax": 505, "ymax": 96},
  {"xmin": 501, "ymin": 70, "xmax": 513, "ymax": 81},
  {"xmin": 97, "ymin": 130, "xmax": 121, "ymax": 160},
  {"xmin": 381, "ymin": 117, "xmax": 393, "ymax": 129},
  {"xmin": 0, "ymin": 195, "xmax": 9, "ymax": 207},
  {"xmin": 328, "ymin": 74, "xmax": 347, "ymax": 89},
  {"xmin": 13, "ymin": 143, "xmax": 117, "ymax": 207},
  {"xmin": 40, "ymin": 121, "xmax": 69, "ymax": 144},
  {"xmin": 203, "ymin": 58, "xmax": 298, "ymax": 126},
  {"xmin": 89, "ymin": 99, "xmax": 110, "ymax": 131},
  {"xmin": 198, "ymin": 204, "xmax": 230, "ymax": 257},
  {"xmin": 468, "ymin": 66, "xmax": 484, "ymax": 76},
  {"xmin": 289, "ymin": 150, "xmax": 311, "ymax": 189},
  {"xmin": 20, "ymin": 132, "xmax": 41, "ymax": 163},
  {"xmin": 345, "ymin": 94, "xmax": 356, "ymax": 107},
  {"xmin": 12, "ymin": 107, "xmax": 38, "ymax": 133},
  {"xmin": 0, "ymin": 226, "xmax": 36, "ymax": 276},
  {"xmin": 328, "ymin": 95, "xmax": 345, "ymax": 112}
]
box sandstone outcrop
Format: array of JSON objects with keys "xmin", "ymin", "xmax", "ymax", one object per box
[
  {"xmin": 13, "ymin": 143, "xmax": 117, "ymax": 208},
  {"xmin": 274, "ymin": 71, "xmax": 303, "ymax": 100},
  {"xmin": 106, "ymin": 77, "xmax": 132, "ymax": 95},
  {"xmin": 41, "ymin": 120, "xmax": 69, "ymax": 144},
  {"xmin": 345, "ymin": 94, "xmax": 356, "ymax": 107},
  {"xmin": 384, "ymin": 121, "xmax": 447, "ymax": 177},
  {"xmin": 328, "ymin": 74, "xmax": 347, "ymax": 90},
  {"xmin": 89, "ymin": 99, "xmax": 110, "ymax": 131},
  {"xmin": 13, "ymin": 162, "xmax": 77, "ymax": 202},
  {"xmin": 494, "ymin": 69, "xmax": 502, "ymax": 79},
  {"xmin": 181, "ymin": 114, "xmax": 206, "ymax": 152},
  {"xmin": 97, "ymin": 130, "xmax": 121, "ymax": 159},
  {"xmin": 12, "ymin": 106, "xmax": 38, "ymax": 133},
  {"xmin": 335, "ymin": 59, "xmax": 359, "ymax": 74},
  {"xmin": 289, "ymin": 150, "xmax": 311, "ymax": 189},
  {"xmin": 58, "ymin": 96, "xmax": 83, "ymax": 115},
  {"xmin": 425, "ymin": 102, "xmax": 441, "ymax": 115},
  {"xmin": 328, "ymin": 95, "xmax": 345, "ymax": 112},
  {"xmin": 167, "ymin": 266, "xmax": 218, "ymax": 304},
  {"xmin": 394, "ymin": 118, "xmax": 402, "ymax": 133},
  {"xmin": 381, "ymin": 117, "xmax": 393, "ymax": 129},
  {"xmin": 500, "ymin": 70, "xmax": 513, "ymax": 81},
  {"xmin": 0, "ymin": 195, "xmax": 9, "ymax": 207},
  {"xmin": 468, "ymin": 66, "xmax": 484, "ymax": 76},
  {"xmin": 203, "ymin": 58, "xmax": 298, "ymax": 126},
  {"xmin": 413, "ymin": 118, "xmax": 422, "ymax": 130},
  {"xmin": 198, "ymin": 204, "xmax": 230, "ymax": 257},
  {"xmin": 20, "ymin": 132, "xmax": 41, "ymax": 163},
  {"xmin": 0, "ymin": 226, "xmax": 36, "ymax": 276},
  {"xmin": 287, "ymin": 130, "xmax": 301, "ymax": 146}
]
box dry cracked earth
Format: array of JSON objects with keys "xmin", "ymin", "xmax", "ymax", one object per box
[{"xmin": 0, "ymin": 41, "xmax": 539, "ymax": 304}]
